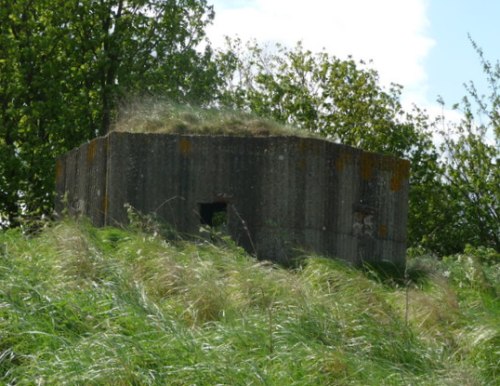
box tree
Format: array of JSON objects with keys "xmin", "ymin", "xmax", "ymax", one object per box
[
  {"xmin": 217, "ymin": 40, "xmax": 430, "ymax": 156},
  {"xmin": 0, "ymin": 0, "xmax": 221, "ymax": 226},
  {"xmin": 433, "ymin": 41, "xmax": 499, "ymax": 253}
]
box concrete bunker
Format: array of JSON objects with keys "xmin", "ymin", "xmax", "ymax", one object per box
[{"xmin": 55, "ymin": 132, "xmax": 410, "ymax": 266}]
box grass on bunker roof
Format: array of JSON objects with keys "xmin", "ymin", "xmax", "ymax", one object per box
[{"xmin": 111, "ymin": 100, "xmax": 320, "ymax": 138}]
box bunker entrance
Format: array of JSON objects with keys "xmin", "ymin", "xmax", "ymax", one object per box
[{"xmin": 199, "ymin": 202, "xmax": 227, "ymax": 227}]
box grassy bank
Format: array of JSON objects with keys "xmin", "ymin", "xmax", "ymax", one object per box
[{"xmin": 0, "ymin": 220, "xmax": 498, "ymax": 385}]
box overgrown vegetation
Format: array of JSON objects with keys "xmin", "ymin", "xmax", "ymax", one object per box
[
  {"xmin": 0, "ymin": 220, "xmax": 498, "ymax": 385},
  {"xmin": 112, "ymin": 100, "xmax": 314, "ymax": 138}
]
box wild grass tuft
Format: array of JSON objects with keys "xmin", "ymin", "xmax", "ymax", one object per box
[
  {"xmin": 112, "ymin": 99, "xmax": 317, "ymax": 138},
  {"xmin": 0, "ymin": 219, "xmax": 498, "ymax": 384}
]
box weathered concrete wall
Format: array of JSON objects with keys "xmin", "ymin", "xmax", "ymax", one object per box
[{"xmin": 56, "ymin": 132, "xmax": 410, "ymax": 266}]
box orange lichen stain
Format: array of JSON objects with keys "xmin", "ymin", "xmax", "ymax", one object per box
[
  {"xmin": 102, "ymin": 194, "xmax": 109, "ymax": 214},
  {"xmin": 179, "ymin": 139, "xmax": 192, "ymax": 156},
  {"xmin": 360, "ymin": 153, "xmax": 377, "ymax": 181},
  {"xmin": 87, "ymin": 140, "xmax": 97, "ymax": 163},
  {"xmin": 298, "ymin": 139, "xmax": 308, "ymax": 154},
  {"xmin": 55, "ymin": 159, "xmax": 64, "ymax": 181},
  {"xmin": 390, "ymin": 159, "xmax": 410, "ymax": 192},
  {"xmin": 298, "ymin": 138, "xmax": 321, "ymax": 156},
  {"xmin": 378, "ymin": 224, "xmax": 388, "ymax": 238},
  {"xmin": 335, "ymin": 151, "xmax": 352, "ymax": 172}
]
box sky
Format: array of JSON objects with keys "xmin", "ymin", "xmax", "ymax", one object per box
[{"xmin": 206, "ymin": 0, "xmax": 500, "ymax": 117}]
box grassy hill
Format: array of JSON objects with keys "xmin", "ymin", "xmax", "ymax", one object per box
[{"xmin": 0, "ymin": 219, "xmax": 498, "ymax": 385}]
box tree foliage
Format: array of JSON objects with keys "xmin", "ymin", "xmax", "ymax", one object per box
[
  {"xmin": 0, "ymin": 0, "xmax": 220, "ymax": 225},
  {"xmin": 432, "ymin": 42, "xmax": 499, "ymax": 253},
  {"xmin": 219, "ymin": 41, "xmax": 416, "ymax": 153}
]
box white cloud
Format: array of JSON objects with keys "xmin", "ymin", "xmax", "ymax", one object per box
[{"xmin": 207, "ymin": 0, "xmax": 435, "ymax": 107}]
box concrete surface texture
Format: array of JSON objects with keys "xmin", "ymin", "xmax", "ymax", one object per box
[{"xmin": 56, "ymin": 132, "xmax": 410, "ymax": 266}]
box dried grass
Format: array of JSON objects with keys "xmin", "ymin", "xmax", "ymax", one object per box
[{"xmin": 111, "ymin": 100, "xmax": 317, "ymax": 138}]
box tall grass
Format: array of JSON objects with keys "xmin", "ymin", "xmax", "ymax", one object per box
[{"xmin": 0, "ymin": 219, "xmax": 498, "ymax": 385}]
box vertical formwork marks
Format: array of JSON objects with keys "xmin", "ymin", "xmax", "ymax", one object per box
[{"xmin": 55, "ymin": 132, "xmax": 410, "ymax": 266}]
